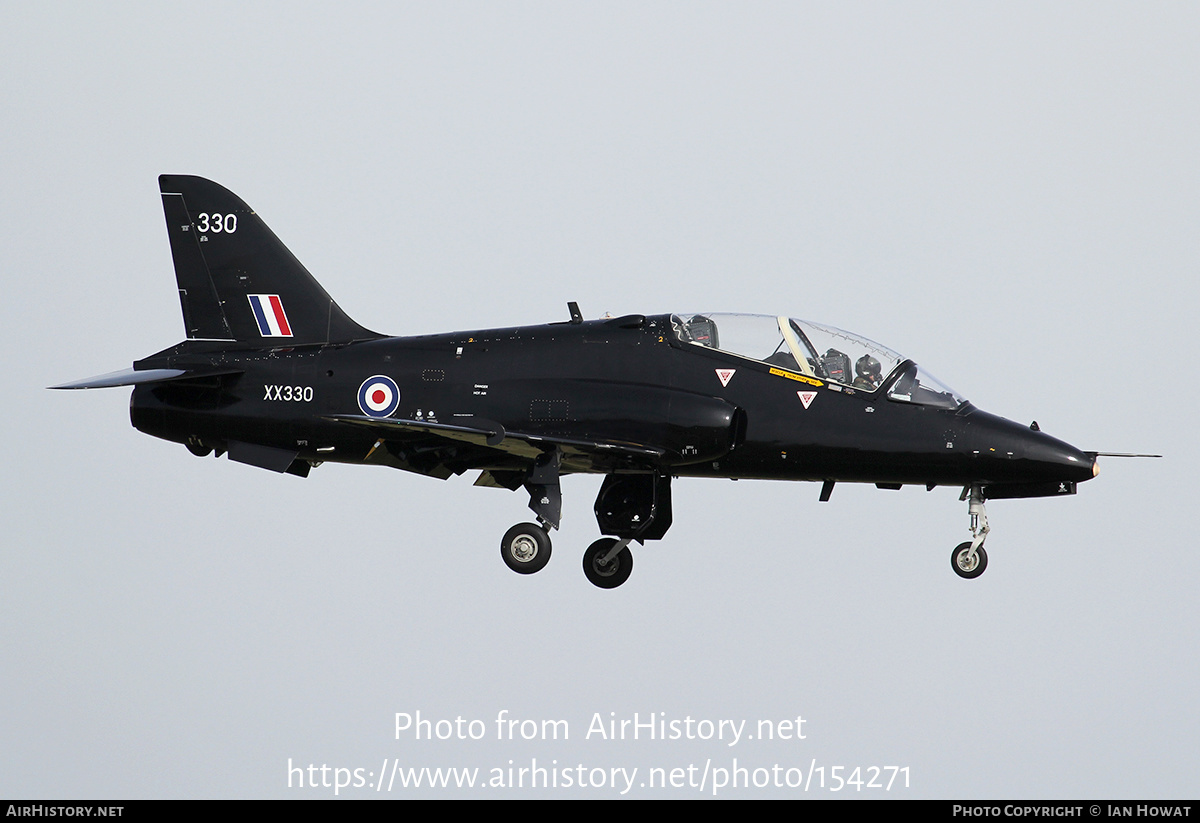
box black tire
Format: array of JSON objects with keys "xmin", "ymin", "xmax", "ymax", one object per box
[
  {"xmin": 951, "ymin": 541, "xmax": 988, "ymax": 579},
  {"xmin": 500, "ymin": 523, "xmax": 551, "ymax": 574},
  {"xmin": 583, "ymin": 538, "xmax": 633, "ymax": 589}
]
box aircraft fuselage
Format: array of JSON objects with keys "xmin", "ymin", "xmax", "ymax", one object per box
[
  {"xmin": 56, "ymin": 175, "xmax": 1106, "ymax": 586},
  {"xmin": 129, "ymin": 314, "xmax": 1094, "ymax": 494}
]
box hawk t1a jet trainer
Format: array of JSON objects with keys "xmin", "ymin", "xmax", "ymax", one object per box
[{"xmin": 55, "ymin": 175, "xmax": 1110, "ymax": 588}]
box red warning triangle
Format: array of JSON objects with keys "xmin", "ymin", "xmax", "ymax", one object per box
[
  {"xmin": 715, "ymin": 369, "xmax": 736, "ymax": 387},
  {"xmin": 797, "ymin": 391, "xmax": 816, "ymax": 409}
]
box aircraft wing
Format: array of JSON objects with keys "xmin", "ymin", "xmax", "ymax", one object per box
[{"xmin": 322, "ymin": 414, "xmax": 665, "ymax": 470}]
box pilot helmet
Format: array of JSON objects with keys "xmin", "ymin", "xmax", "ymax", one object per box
[{"xmin": 856, "ymin": 355, "xmax": 881, "ymax": 380}]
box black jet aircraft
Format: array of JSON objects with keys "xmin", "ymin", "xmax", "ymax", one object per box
[{"xmin": 55, "ymin": 175, "xmax": 1128, "ymax": 588}]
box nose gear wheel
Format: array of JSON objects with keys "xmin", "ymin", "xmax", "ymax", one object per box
[{"xmin": 951, "ymin": 541, "xmax": 988, "ymax": 579}]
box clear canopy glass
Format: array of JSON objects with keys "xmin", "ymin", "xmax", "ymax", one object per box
[{"xmin": 671, "ymin": 313, "xmax": 966, "ymax": 408}]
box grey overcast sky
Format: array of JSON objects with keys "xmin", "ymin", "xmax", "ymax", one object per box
[{"xmin": 2, "ymin": 2, "xmax": 1195, "ymax": 798}]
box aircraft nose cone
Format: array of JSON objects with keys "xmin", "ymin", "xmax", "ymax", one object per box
[
  {"xmin": 966, "ymin": 410, "xmax": 1095, "ymax": 484},
  {"xmin": 1024, "ymin": 432, "xmax": 1096, "ymax": 483}
]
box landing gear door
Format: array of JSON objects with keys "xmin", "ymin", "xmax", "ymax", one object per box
[{"xmin": 594, "ymin": 474, "xmax": 673, "ymax": 541}]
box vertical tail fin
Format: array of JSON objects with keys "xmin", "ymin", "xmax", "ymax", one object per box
[{"xmin": 159, "ymin": 175, "xmax": 379, "ymax": 345}]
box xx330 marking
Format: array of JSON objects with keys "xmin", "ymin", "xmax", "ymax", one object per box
[{"xmin": 264, "ymin": 385, "xmax": 312, "ymax": 402}]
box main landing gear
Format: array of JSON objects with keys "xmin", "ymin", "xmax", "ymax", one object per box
[
  {"xmin": 497, "ymin": 461, "xmax": 672, "ymax": 589},
  {"xmin": 582, "ymin": 538, "xmax": 633, "ymax": 589},
  {"xmin": 952, "ymin": 485, "xmax": 990, "ymax": 579},
  {"xmin": 500, "ymin": 522, "xmax": 552, "ymax": 574}
]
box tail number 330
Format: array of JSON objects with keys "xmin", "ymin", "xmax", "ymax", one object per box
[{"xmin": 196, "ymin": 212, "xmax": 237, "ymax": 233}]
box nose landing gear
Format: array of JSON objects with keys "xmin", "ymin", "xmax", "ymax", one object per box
[{"xmin": 952, "ymin": 485, "xmax": 990, "ymax": 579}]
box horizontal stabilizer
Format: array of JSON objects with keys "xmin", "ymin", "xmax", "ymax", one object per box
[{"xmin": 49, "ymin": 366, "xmax": 243, "ymax": 390}]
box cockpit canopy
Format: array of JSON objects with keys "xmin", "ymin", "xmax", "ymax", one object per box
[{"xmin": 671, "ymin": 313, "xmax": 967, "ymax": 409}]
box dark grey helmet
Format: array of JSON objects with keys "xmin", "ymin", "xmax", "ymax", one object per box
[{"xmin": 856, "ymin": 355, "xmax": 881, "ymax": 380}]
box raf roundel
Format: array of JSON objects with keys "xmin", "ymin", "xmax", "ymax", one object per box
[{"xmin": 357, "ymin": 375, "xmax": 401, "ymax": 418}]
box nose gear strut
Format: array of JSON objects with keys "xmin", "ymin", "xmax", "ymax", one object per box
[{"xmin": 951, "ymin": 485, "xmax": 990, "ymax": 579}]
